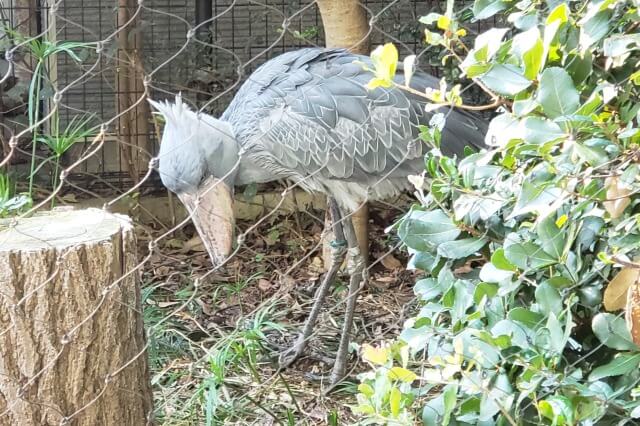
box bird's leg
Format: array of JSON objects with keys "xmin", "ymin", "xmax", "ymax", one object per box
[
  {"xmin": 279, "ymin": 198, "xmax": 347, "ymax": 369},
  {"xmin": 329, "ymin": 214, "xmax": 367, "ymax": 387}
]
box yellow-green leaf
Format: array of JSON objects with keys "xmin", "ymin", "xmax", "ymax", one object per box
[
  {"xmin": 366, "ymin": 77, "xmax": 393, "ymax": 90},
  {"xmin": 437, "ymin": 15, "xmax": 451, "ymax": 30},
  {"xmin": 425, "ymin": 29, "xmax": 444, "ymax": 46},
  {"xmin": 361, "ymin": 343, "xmax": 389, "ymax": 365},
  {"xmin": 358, "ymin": 383, "xmax": 375, "ymax": 397},
  {"xmin": 555, "ymin": 214, "xmax": 568, "ymax": 228},
  {"xmin": 523, "ymin": 37, "xmax": 544, "ymax": 80},
  {"xmin": 388, "ymin": 366, "xmax": 418, "ymax": 383},
  {"xmin": 369, "ymin": 43, "xmax": 398, "ymax": 90},
  {"xmin": 389, "ymin": 386, "xmax": 402, "ymax": 417},
  {"xmin": 547, "ymin": 3, "xmax": 570, "ymax": 25}
]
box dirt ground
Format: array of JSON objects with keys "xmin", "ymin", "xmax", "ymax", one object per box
[{"xmin": 139, "ymin": 195, "xmax": 420, "ymax": 424}]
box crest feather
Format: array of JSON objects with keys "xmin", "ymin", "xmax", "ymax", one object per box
[{"xmin": 148, "ymin": 93, "xmax": 192, "ymax": 123}]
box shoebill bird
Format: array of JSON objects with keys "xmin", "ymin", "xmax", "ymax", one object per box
[{"xmin": 150, "ymin": 47, "xmax": 487, "ymax": 386}]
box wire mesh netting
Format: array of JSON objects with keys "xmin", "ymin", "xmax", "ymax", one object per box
[{"xmin": 0, "ymin": 0, "xmax": 520, "ymax": 424}]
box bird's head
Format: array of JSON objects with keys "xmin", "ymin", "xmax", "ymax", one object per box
[{"xmin": 149, "ymin": 94, "xmax": 238, "ymax": 267}]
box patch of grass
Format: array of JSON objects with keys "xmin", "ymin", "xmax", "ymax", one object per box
[{"xmin": 145, "ymin": 277, "xmax": 296, "ymax": 425}]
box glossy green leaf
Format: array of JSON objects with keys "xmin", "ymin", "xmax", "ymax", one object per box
[
  {"xmin": 579, "ymin": 10, "xmax": 611, "ymax": 50},
  {"xmin": 565, "ymin": 50, "xmax": 593, "ymax": 85},
  {"xmin": 592, "ymin": 313, "xmax": 638, "ymax": 351},
  {"xmin": 522, "ymin": 116, "xmax": 566, "ymax": 144},
  {"xmin": 479, "ymin": 373, "xmax": 513, "ymax": 421},
  {"xmin": 474, "ymin": 282, "xmax": 499, "ymax": 304},
  {"xmin": 536, "ymin": 281, "xmax": 563, "ymax": 315},
  {"xmin": 479, "ymin": 64, "xmax": 532, "ymax": 96},
  {"xmin": 513, "ymin": 98, "xmax": 539, "ymax": 116},
  {"xmin": 573, "ymin": 141, "xmax": 609, "ymax": 166},
  {"xmin": 474, "ymin": 28, "xmax": 510, "ymax": 58},
  {"xmin": 603, "ymin": 34, "xmax": 640, "ymax": 58},
  {"xmin": 479, "ymin": 262, "xmax": 514, "ymax": 283},
  {"xmin": 523, "ymin": 38, "xmax": 544, "ymax": 80},
  {"xmin": 511, "ymin": 180, "xmax": 563, "ymax": 218},
  {"xmin": 472, "ymin": 0, "xmax": 509, "ymax": 20},
  {"xmin": 538, "ymin": 396, "xmax": 574, "ymax": 426},
  {"xmin": 414, "ymin": 278, "xmax": 442, "ymax": 301},
  {"xmin": 398, "ymin": 210, "xmax": 460, "ymax": 251},
  {"xmin": 538, "ymin": 67, "xmax": 580, "ymax": 118},
  {"xmin": 589, "ymin": 353, "xmax": 640, "ymax": 381},
  {"xmin": 509, "ymin": 307, "xmax": 545, "ymax": 329},
  {"xmin": 546, "ymin": 312, "xmax": 567, "ymax": 354},
  {"xmin": 442, "ymin": 384, "xmax": 458, "ymax": 425},
  {"xmin": 407, "ymin": 250, "xmax": 439, "ymax": 272},
  {"xmin": 538, "ymin": 215, "xmax": 566, "ymax": 258},
  {"xmin": 505, "ymin": 240, "xmax": 558, "ymax": 270},
  {"xmin": 485, "ymin": 113, "xmax": 522, "ymax": 147},
  {"xmin": 576, "ymin": 92, "xmax": 603, "ymax": 115},
  {"xmin": 422, "ymin": 393, "xmax": 445, "ymax": 426},
  {"xmin": 437, "ymin": 237, "xmax": 487, "ymax": 259},
  {"xmin": 491, "ymin": 248, "xmax": 517, "ymax": 271}
]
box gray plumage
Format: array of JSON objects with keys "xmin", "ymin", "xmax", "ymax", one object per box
[
  {"xmin": 153, "ymin": 48, "xmax": 488, "ymax": 210},
  {"xmin": 151, "ymin": 48, "xmax": 490, "ymax": 382}
]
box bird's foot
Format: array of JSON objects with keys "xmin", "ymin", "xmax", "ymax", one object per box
[
  {"xmin": 278, "ymin": 334, "xmax": 307, "ymax": 369},
  {"xmin": 321, "ymin": 362, "xmax": 348, "ymax": 394},
  {"xmin": 329, "ymin": 367, "xmax": 345, "ymax": 388}
]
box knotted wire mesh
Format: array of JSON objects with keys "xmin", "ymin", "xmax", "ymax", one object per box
[{"xmin": 0, "ymin": 1, "xmax": 566, "ymax": 424}]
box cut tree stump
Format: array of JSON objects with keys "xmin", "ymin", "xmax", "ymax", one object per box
[{"xmin": 0, "ymin": 208, "xmax": 153, "ymax": 426}]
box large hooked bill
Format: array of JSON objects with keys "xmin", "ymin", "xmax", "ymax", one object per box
[{"xmin": 177, "ymin": 176, "xmax": 235, "ymax": 267}]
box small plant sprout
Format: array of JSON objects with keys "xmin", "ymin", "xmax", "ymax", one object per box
[{"xmin": 37, "ymin": 113, "xmax": 97, "ymax": 195}]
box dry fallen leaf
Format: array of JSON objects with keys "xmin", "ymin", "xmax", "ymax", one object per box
[
  {"xmin": 604, "ymin": 266, "xmax": 640, "ymax": 311},
  {"xmin": 181, "ymin": 235, "xmax": 205, "ymax": 253},
  {"xmin": 604, "ymin": 176, "xmax": 631, "ymax": 219},
  {"xmin": 308, "ymin": 256, "xmax": 324, "ymax": 274},
  {"xmin": 61, "ymin": 193, "xmax": 78, "ymax": 203},
  {"xmin": 375, "ymin": 276, "xmax": 396, "ymax": 284},
  {"xmin": 257, "ymin": 278, "xmax": 272, "ymax": 292},
  {"xmin": 380, "ymin": 253, "xmax": 403, "ymax": 270},
  {"xmin": 164, "ymin": 238, "xmax": 185, "ymax": 250}
]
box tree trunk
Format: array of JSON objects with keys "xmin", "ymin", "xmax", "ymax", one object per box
[
  {"xmin": 317, "ymin": 0, "xmax": 370, "ymax": 54},
  {"xmin": 12, "ymin": 0, "xmax": 38, "ymax": 81},
  {"xmin": 317, "ymin": 0, "xmax": 370, "ymax": 267},
  {"xmin": 0, "ymin": 208, "xmax": 153, "ymax": 425},
  {"xmin": 116, "ymin": 0, "xmax": 151, "ymax": 184}
]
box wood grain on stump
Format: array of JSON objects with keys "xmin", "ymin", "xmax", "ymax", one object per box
[{"xmin": 0, "ymin": 208, "xmax": 152, "ymax": 425}]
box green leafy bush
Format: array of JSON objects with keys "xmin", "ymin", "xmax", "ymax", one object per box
[{"xmin": 355, "ymin": 0, "xmax": 640, "ymax": 424}]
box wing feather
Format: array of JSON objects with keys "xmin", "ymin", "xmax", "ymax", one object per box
[{"xmin": 223, "ymin": 48, "xmax": 488, "ymax": 183}]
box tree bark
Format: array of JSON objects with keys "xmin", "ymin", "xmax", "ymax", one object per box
[
  {"xmin": 0, "ymin": 208, "xmax": 153, "ymax": 425},
  {"xmin": 317, "ymin": 0, "xmax": 370, "ymax": 54},
  {"xmin": 317, "ymin": 0, "xmax": 370, "ymax": 267},
  {"xmin": 12, "ymin": 0, "xmax": 38, "ymax": 81},
  {"xmin": 116, "ymin": 0, "xmax": 151, "ymax": 183}
]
